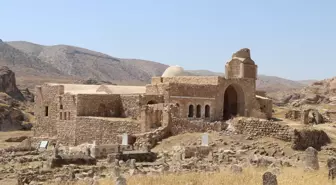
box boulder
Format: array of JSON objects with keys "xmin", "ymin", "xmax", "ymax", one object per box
[{"xmin": 0, "ymin": 66, "xmax": 24, "ymax": 101}]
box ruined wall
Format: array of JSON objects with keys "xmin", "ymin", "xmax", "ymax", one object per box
[
  {"xmin": 170, "ymin": 118, "xmax": 227, "ymax": 135},
  {"xmin": 34, "ymin": 84, "xmax": 65, "ymax": 137},
  {"xmin": 120, "ymin": 95, "xmax": 140, "ymax": 119},
  {"xmin": 256, "ymin": 91, "xmax": 266, "ymax": 97},
  {"xmin": 256, "ymin": 97, "xmax": 273, "ymax": 119},
  {"xmin": 74, "ymin": 117, "xmax": 141, "ymax": 145},
  {"xmin": 139, "ymin": 94, "xmax": 164, "ymax": 105},
  {"xmin": 76, "ymin": 94, "xmax": 122, "ymax": 117},
  {"xmin": 232, "ymin": 117, "xmax": 293, "ymax": 141},
  {"xmin": 140, "ymin": 104, "xmax": 163, "ymax": 132},
  {"xmin": 225, "ymin": 59, "xmax": 241, "ymax": 78},
  {"xmin": 285, "ymin": 109, "xmax": 302, "ymax": 121},
  {"xmin": 241, "ymin": 63, "xmax": 257, "ymax": 79}
]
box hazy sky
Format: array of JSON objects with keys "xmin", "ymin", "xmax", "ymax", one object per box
[{"xmin": 1, "ymin": 0, "xmax": 335, "ymax": 80}]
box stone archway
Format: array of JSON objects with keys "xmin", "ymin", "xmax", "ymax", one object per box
[{"xmin": 223, "ymin": 84, "xmax": 245, "ymax": 120}]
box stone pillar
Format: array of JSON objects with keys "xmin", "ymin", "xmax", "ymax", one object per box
[
  {"xmin": 140, "ymin": 107, "xmax": 150, "ymax": 132},
  {"xmin": 239, "ymin": 62, "xmax": 245, "ymax": 78}
]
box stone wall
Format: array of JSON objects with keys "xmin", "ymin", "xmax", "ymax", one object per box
[
  {"xmin": 158, "ymin": 76, "xmax": 221, "ymax": 85},
  {"xmin": 170, "ymin": 118, "xmax": 227, "ymax": 135},
  {"xmin": 231, "ymin": 117, "xmax": 293, "ymax": 141},
  {"xmin": 285, "ymin": 109, "xmax": 302, "ymax": 121},
  {"xmin": 34, "ymin": 84, "xmax": 65, "ymax": 137},
  {"xmin": 225, "ymin": 59, "xmax": 241, "ymax": 78},
  {"xmin": 256, "ymin": 91, "xmax": 266, "ymax": 97},
  {"xmin": 76, "ymin": 94, "xmax": 122, "ymax": 117},
  {"xmin": 256, "ymin": 96, "xmax": 273, "ymax": 119},
  {"xmin": 168, "ymin": 83, "xmax": 218, "ymax": 98},
  {"xmin": 241, "ymin": 63, "xmax": 257, "ymax": 79},
  {"xmin": 120, "ymin": 95, "xmax": 140, "ymax": 119},
  {"xmin": 74, "ymin": 117, "xmax": 141, "ymax": 145},
  {"xmin": 140, "ymin": 104, "xmax": 164, "ymax": 132}
]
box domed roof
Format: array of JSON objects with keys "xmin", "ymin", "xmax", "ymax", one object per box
[{"xmin": 162, "ymin": 65, "xmax": 185, "ymax": 77}]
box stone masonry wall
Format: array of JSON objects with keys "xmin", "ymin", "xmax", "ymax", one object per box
[
  {"xmin": 170, "ymin": 118, "xmax": 227, "ymax": 135},
  {"xmin": 120, "ymin": 95, "xmax": 140, "ymax": 119},
  {"xmin": 160, "ymin": 76, "xmax": 221, "ymax": 85},
  {"xmin": 168, "ymin": 83, "xmax": 218, "ymax": 97},
  {"xmin": 231, "ymin": 117, "xmax": 293, "ymax": 141},
  {"xmin": 74, "ymin": 117, "xmax": 141, "ymax": 145},
  {"xmin": 285, "ymin": 109, "xmax": 302, "ymax": 121},
  {"xmin": 76, "ymin": 94, "xmax": 122, "ymax": 117},
  {"xmin": 34, "ymin": 84, "xmax": 65, "ymax": 137}
]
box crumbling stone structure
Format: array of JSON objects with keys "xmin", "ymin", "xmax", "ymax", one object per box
[{"xmin": 34, "ymin": 48, "xmax": 272, "ymax": 146}]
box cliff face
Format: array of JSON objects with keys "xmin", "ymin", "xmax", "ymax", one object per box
[{"xmin": 0, "ymin": 66, "xmax": 24, "ymax": 101}]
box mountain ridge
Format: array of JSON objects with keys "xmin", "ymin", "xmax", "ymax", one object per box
[{"xmin": 3, "ymin": 40, "xmax": 314, "ymax": 92}]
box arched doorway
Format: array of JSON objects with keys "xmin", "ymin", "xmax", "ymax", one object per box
[{"xmin": 223, "ymin": 84, "xmax": 244, "ymax": 120}]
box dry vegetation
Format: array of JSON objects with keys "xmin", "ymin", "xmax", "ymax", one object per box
[{"xmin": 61, "ymin": 167, "xmax": 332, "ymax": 185}]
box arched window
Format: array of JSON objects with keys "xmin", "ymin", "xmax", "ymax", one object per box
[
  {"xmin": 188, "ymin": 105, "xmax": 194, "ymax": 118},
  {"xmin": 205, "ymin": 105, "xmax": 210, "ymax": 118},
  {"xmin": 196, "ymin": 104, "xmax": 201, "ymax": 118}
]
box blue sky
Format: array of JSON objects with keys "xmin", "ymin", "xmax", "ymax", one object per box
[{"xmin": 1, "ymin": 0, "xmax": 335, "ymax": 80}]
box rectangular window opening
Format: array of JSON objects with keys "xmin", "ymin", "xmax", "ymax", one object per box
[{"xmin": 45, "ymin": 106, "xmax": 49, "ymax": 117}]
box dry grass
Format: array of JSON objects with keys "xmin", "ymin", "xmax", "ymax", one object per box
[
  {"xmin": 0, "ymin": 130, "xmax": 33, "ymax": 148},
  {"xmin": 66, "ymin": 167, "xmax": 333, "ymax": 185}
]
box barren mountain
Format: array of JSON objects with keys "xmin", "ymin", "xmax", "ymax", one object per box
[
  {"xmin": 7, "ymin": 41, "xmax": 168, "ymax": 85},
  {"xmin": 3, "ymin": 41, "xmax": 311, "ymax": 93},
  {"xmin": 187, "ymin": 70, "xmax": 308, "ymax": 92}
]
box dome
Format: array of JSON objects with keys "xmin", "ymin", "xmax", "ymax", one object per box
[{"xmin": 162, "ymin": 65, "xmax": 185, "ymax": 77}]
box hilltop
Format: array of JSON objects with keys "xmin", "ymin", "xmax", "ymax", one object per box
[{"xmin": 1, "ymin": 40, "xmax": 313, "ymax": 92}]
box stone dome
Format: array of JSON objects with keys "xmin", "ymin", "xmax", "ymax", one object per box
[{"xmin": 162, "ymin": 65, "xmax": 185, "ymax": 77}]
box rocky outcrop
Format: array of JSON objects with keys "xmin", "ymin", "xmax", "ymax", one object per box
[
  {"xmin": 292, "ymin": 129, "xmax": 330, "ymax": 151},
  {"xmin": 0, "ymin": 104, "xmax": 32, "ymax": 131},
  {"xmin": 0, "ymin": 66, "xmax": 24, "ymax": 101}
]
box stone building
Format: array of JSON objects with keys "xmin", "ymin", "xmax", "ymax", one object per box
[{"xmin": 34, "ymin": 48, "xmax": 272, "ymax": 145}]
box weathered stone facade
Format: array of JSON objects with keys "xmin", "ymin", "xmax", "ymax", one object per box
[{"xmin": 34, "ymin": 48, "xmax": 273, "ymax": 146}]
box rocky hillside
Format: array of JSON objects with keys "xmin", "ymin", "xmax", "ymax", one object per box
[
  {"xmin": 7, "ymin": 41, "xmax": 168, "ymax": 85},
  {"xmin": 0, "ymin": 66, "xmax": 33, "ymax": 131},
  {"xmin": 270, "ymin": 76, "xmax": 336, "ymax": 106},
  {"xmin": 3, "ymin": 40, "xmax": 311, "ymax": 92}
]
